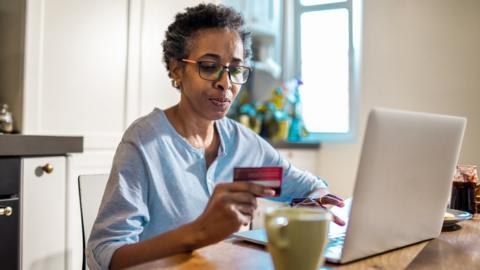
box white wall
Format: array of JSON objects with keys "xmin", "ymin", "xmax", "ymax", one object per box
[{"xmin": 319, "ymin": 0, "xmax": 480, "ymax": 197}]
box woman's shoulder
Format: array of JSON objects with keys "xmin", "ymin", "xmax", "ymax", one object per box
[{"xmin": 122, "ymin": 108, "xmax": 170, "ymax": 143}]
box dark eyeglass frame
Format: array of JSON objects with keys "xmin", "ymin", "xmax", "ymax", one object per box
[{"xmin": 181, "ymin": 58, "xmax": 251, "ymax": 85}]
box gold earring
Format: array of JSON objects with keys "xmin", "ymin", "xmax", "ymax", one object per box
[{"xmin": 171, "ymin": 80, "xmax": 180, "ymax": 89}]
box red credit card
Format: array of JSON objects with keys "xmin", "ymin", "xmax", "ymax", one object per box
[{"xmin": 233, "ymin": 167, "xmax": 283, "ymax": 197}]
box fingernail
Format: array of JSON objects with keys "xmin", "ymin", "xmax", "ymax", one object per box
[{"xmin": 265, "ymin": 189, "xmax": 276, "ymax": 195}]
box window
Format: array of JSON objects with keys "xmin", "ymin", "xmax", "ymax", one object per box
[{"xmin": 295, "ymin": 0, "xmax": 361, "ymax": 141}]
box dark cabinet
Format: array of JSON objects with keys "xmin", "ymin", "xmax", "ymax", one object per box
[
  {"xmin": 0, "ymin": 158, "xmax": 21, "ymax": 270},
  {"xmin": 0, "ymin": 198, "xmax": 20, "ymax": 270}
]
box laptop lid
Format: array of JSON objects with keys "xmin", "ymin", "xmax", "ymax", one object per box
[
  {"xmin": 340, "ymin": 108, "xmax": 466, "ymax": 263},
  {"xmin": 233, "ymin": 108, "xmax": 466, "ymax": 263}
]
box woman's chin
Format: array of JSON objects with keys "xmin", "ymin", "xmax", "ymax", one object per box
[
  {"xmin": 209, "ymin": 110, "xmax": 229, "ymax": 120},
  {"xmin": 206, "ymin": 103, "xmax": 231, "ymax": 119}
]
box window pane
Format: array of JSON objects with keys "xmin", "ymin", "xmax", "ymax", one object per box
[
  {"xmin": 300, "ymin": 9, "xmax": 349, "ymax": 133},
  {"xmin": 300, "ymin": 0, "xmax": 346, "ymax": 6}
]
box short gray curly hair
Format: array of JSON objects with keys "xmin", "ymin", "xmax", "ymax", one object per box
[{"xmin": 162, "ymin": 3, "xmax": 252, "ymax": 78}]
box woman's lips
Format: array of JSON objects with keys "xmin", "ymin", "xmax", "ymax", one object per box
[
  {"xmin": 209, "ymin": 90, "xmax": 233, "ymax": 110},
  {"xmin": 209, "ymin": 97, "xmax": 231, "ymax": 108}
]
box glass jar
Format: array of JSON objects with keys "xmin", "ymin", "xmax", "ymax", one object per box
[
  {"xmin": 0, "ymin": 104, "xmax": 13, "ymax": 133},
  {"xmin": 450, "ymin": 165, "xmax": 478, "ymax": 214}
]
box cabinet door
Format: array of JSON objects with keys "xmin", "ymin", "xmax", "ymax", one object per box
[
  {"xmin": 22, "ymin": 157, "xmax": 66, "ymax": 270},
  {"xmin": 23, "ymin": 0, "xmax": 129, "ymax": 150},
  {"xmin": 0, "ymin": 198, "xmax": 20, "ymax": 270}
]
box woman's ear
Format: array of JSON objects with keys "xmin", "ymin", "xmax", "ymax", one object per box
[
  {"xmin": 169, "ymin": 59, "xmax": 183, "ymax": 89},
  {"xmin": 169, "ymin": 59, "xmax": 183, "ymax": 80}
]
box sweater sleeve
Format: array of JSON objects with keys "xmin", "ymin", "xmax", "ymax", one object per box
[{"xmin": 86, "ymin": 141, "xmax": 150, "ymax": 270}]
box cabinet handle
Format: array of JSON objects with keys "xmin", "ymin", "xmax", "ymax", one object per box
[
  {"xmin": 42, "ymin": 163, "xmax": 54, "ymax": 174},
  {"xmin": 0, "ymin": 206, "xmax": 13, "ymax": 216}
]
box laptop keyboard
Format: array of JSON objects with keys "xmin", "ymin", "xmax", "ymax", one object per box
[
  {"xmin": 324, "ymin": 234, "xmax": 346, "ymax": 260},
  {"xmin": 327, "ymin": 234, "xmax": 345, "ymax": 248}
]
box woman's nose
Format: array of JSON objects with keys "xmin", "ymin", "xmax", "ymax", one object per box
[{"xmin": 214, "ymin": 68, "xmax": 233, "ymax": 91}]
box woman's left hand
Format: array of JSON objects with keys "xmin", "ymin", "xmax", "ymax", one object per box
[
  {"xmin": 301, "ymin": 189, "xmax": 346, "ymax": 226},
  {"xmin": 316, "ymin": 193, "xmax": 346, "ymax": 226}
]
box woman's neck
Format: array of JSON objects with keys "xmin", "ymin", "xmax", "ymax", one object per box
[{"xmin": 164, "ymin": 105, "xmax": 216, "ymax": 149}]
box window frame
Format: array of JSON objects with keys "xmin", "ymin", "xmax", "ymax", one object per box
[{"xmin": 293, "ymin": 0, "xmax": 361, "ymax": 142}]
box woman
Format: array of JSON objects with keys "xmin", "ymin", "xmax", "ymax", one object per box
[{"xmin": 87, "ymin": 4, "xmax": 344, "ymax": 270}]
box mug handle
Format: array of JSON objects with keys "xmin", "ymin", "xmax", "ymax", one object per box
[{"xmin": 267, "ymin": 216, "xmax": 289, "ymax": 249}]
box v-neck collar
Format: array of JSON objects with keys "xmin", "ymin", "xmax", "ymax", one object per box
[{"xmin": 157, "ymin": 108, "xmax": 227, "ymax": 157}]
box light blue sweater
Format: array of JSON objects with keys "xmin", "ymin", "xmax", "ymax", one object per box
[{"xmin": 87, "ymin": 108, "xmax": 327, "ymax": 269}]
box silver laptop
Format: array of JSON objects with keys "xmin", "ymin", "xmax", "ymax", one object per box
[{"xmin": 234, "ymin": 108, "xmax": 466, "ymax": 264}]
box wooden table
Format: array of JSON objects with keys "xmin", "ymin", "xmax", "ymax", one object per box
[{"xmin": 129, "ymin": 215, "xmax": 480, "ymax": 270}]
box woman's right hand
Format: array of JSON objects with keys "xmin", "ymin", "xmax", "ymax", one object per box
[{"xmin": 191, "ymin": 182, "xmax": 275, "ymax": 247}]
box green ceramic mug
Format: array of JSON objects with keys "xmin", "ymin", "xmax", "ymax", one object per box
[{"xmin": 265, "ymin": 207, "xmax": 332, "ymax": 270}]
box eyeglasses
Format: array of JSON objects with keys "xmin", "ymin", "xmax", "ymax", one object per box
[{"xmin": 181, "ymin": 59, "xmax": 251, "ymax": 85}]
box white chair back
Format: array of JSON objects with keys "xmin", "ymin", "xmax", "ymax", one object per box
[{"xmin": 78, "ymin": 174, "xmax": 109, "ymax": 270}]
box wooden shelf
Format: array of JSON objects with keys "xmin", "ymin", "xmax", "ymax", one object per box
[{"xmin": 267, "ymin": 139, "xmax": 321, "ymax": 149}]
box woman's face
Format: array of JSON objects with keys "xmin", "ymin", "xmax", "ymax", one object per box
[{"xmin": 173, "ymin": 28, "xmax": 245, "ymax": 121}]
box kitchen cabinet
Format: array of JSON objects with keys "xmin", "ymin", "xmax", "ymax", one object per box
[
  {"xmin": 0, "ymin": 197, "xmax": 19, "ymax": 269},
  {"xmin": 0, "ymin": 156, "xmax": 67, "ymax": 270},
  {"xmin": 0, "ymin": 135, "xmax": 82, "ymax": 270},
  {"xmin": 0, "ymin": 158, "xmax": 21, "ymax": 270},
  {"xmin": 21, "ymin": 157, "xmax": 66, "ymax": 270}
]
